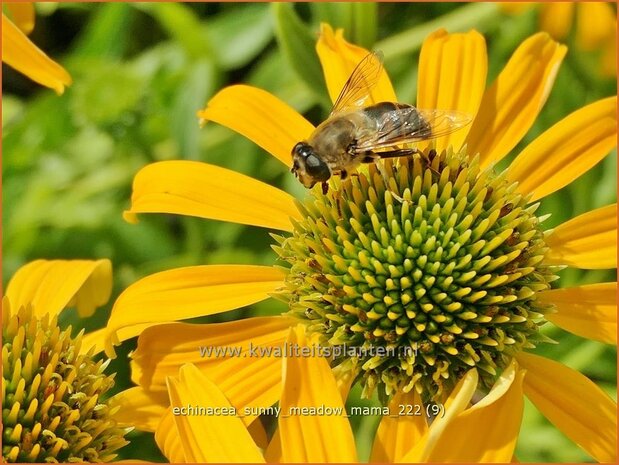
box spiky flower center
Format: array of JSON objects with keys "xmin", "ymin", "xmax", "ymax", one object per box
[
  {"xmin": 2, "ymin": 304, "xmax": 129, "ymax": 463},
  {"xmin": 275, "ymin": 147, "xmax": 556, "ymax": 401}
]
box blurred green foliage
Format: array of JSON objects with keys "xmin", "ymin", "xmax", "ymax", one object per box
[{"xmin": 2, "ymin": 2, "xmax": 616, "ymax": 462}]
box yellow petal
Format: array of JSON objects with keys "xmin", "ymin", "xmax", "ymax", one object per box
[
  {"xmin": 80, "ymin": 328, "xmax": 106, "ymax": 355},
  {"xmin": 103, "ymin": 264, "xmax": 284, "ymax": 357},
  {"xmin": 197, "ymin": 84, "xmax": 314, "ymax": 166},
  {"xmin": 545, "ymin": 204, "xmax": 617, "ymax": 269},
  {"xmin": 539, "ymin": 2, "xmax": 575, "ymax": 40},
  {"xmin": 371, "ymin": 390, "xmax": 428, "ymax": 462},
  {"xmin": 466, "ymin": 33, "xmax": 566, "ymax": 167},
  {"xmin": 5, "ymin": 2, "xmax": 34, "ymax": 34},
  {"xmin": 264, "ymin": 429, "xmax": 282, "ymax": 463},
  {"xmin": 540, "ymin": 282, "xmax": 617, "ymax": 344},
  {"xmin": 316, "ymin": 23, "xmax": 397, "ymax": 105},
  {"xmin": 424, "ymin": 360, "xmax": 524, "ymax": 462},
  {"xmin": 130, "ymin": 317, "xmax": 291, "ymax": 425},
  {"xmin": 266, "ymin": 363, "xmax": 351, "ymax": 463},
  {"xmin": 575, "ymin": 2, "xmax": 616, "ymax": 51},
  {"xmin": 508, "ymin": 96, "xmax": 617, "ymax": 201},
  {"xmin": 5, "ymin": 259, "xmax": 112, "ymax": 319},
  {"xmin": 398, "ymin": 368, "xmax": 479, "ymax": 462},
  {"xmin": 110, "ymin": 387, "xmax": 168, "ymax": 432},
  {"xmin": 417, "ymin": 29, "xmax": 487, "ymax": 152},
  {"xmin": 247, "ymin": 419, "xmax": 268, "ymax": 451},
  {"xmin": 155, "ymin": 409, "xmax": 186, "ymax": 463},
  {"xmin": 279, "ymin": 325, "xmax": 358, "ymax": 462},
  {"xmin": 124, "ymin": 160, "xmax": 300, "ymax": 231},
  {"xmin": 166, "ymin": 364, "xmax": 265, "ymax": 463},
  {"xmin": 1, "ymin": 13, "xmax": 71, "ymax": 94},
  {"xmin": 517, "ymin": 352, "xmax": 617, "ymax": 462}
]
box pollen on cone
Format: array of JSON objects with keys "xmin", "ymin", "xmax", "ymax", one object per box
[
  {"xmin": 274, "ymin": 147, "xmax": 557, "ymax": 401},
  {"xmin": 2, "ymin": 302, "xmax": 129, "ymax": 462}
]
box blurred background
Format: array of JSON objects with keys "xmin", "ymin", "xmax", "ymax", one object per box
[{"xmin": 2, "ymin": 2, "xmax": 616, "ymax": 462}]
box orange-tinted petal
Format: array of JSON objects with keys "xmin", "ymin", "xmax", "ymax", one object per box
[
  {"xmin": 131, "ymin": 317, "xmax": 291, "ymax": 426},
  {"xmin": 5, "ymin": 2, "xmax": 34, "ymax": 34},
  {"xmin": 575, "ymin": 2, "xmax": 616, "ymax": 51},
  {"xmin": 166, "ymin": 364, "xmax": 265, "ymax": 462},
  {"xmin": 110, "ymin": 387, "xmax": 168, "ymax": 432},
  {"xmin": 508, "ymin": 96, "xmax": 616, "ymax": 201},
  {"xmin": 518, "ymin": 352, "xmax": 617, "ymax": 462},
  {"xmin": 539, "ymin": 2, "xmax": 575, "ymax": 40},
  {"xmin": 5, "ymin": 259, "xmax": 112, "ymax": 319},
  {"xmin": 424, "ymin": 360, "xmax": 524, "ymax": 462},
  {"xmin": 540, "ymin": 282, "xmax": 617, "ymax": 344},
  {"xmin": 279, "ymin": 325, "xmax": 358, "ymax": 462},
  {"xmin": 500, "ymin": 3, "xmax": 535, "ymax": 15},
  {"xmin": 371, "ymin": 390, "xmax": 428, "ymax": 462},
  {"xmin": 399, "ymin": 369, "xmax": 479, "ymax": 462},
  {"xmin": 197, "ymin": 85, "xmax": 314, "ymax": 166},
  {"xmin": 545, "ymin": 204, "xmax": 617, "ymax": 269},
  {"xmin": 154, "ymin": 409, "xmax": 186, "ymax": 463},
  {"xmin": 417, "ymin": 29, "xmax": 487, "ymax": 152},
  {"xmin": 316, "ymin": 23, "xmax": 397, "ymax": 105},
  {"xmin": 466, "ymin": 33, "xmax": 566, "ymax": 167},
  {"xmin": 2, "ymin": 13, "xmax": 71, "ymax": 94},
  {"xmin": 600, "ymin": 23, "xmax": 617, "ymax": 77},
  {"xmin": 124, "ymin": 160, "xmax": 300, "ymax": 231},
  {"xmin": 103, "ymin": 265, "xmax": 284, "ymax": 357}
]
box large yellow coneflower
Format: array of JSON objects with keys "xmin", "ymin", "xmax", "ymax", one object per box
[
  {"xmin": 105, "ymin": 25, "xmax": 616, "ymax": 461},
  {"xmin": 2, "ymin": 2, "xmax": 71, "ymax": 93},
  {"xmin": 2, "ymin": 259, "xmax": 129, "ymax": 462}
]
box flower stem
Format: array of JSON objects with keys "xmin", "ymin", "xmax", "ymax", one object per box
[{"xmin": 376, "ymin": 3, "xmax": 501, "ymax": 60}]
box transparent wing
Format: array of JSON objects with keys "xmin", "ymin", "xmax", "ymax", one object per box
[
  {"xmin": 330, "ymin": 51, "xmax": 384, "ymax": 116},
  {"xmin": 355, "ymin": 107, "xmax": 473, "ymax": 152}
]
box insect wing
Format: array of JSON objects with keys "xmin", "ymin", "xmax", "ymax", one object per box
[
  {"xmin": 355, "ymin": 107, "xmax": 472, "ymax": 152},
  {"xmin": 330, "ymin": 51, "xmax": 384, "ymax": 116},
  {"xmin": 417, "ymin": 108, "xmax": 472, "ymax": 138}
]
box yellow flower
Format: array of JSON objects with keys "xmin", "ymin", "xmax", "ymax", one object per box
[
  {"xmin": 107, "ymin": 25, "xmax": 616, "ymax": 461},
  {"xmin": 2, "ymin": 259, "xmax": 129, "ymax": 462},
  {"xmin": 153, "ymin": 325, "xmax": 526, "ymax": 462},
  {"xmin": 2, "ymin": 2, "xmax": 71, "ymax": 93},
  {"xmin": 502, "ymin": 2, "xmax": 617, "ymax": 76}
]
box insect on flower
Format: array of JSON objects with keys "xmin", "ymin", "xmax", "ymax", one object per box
[{"xmin": 290, "ymin": 51, "xmax": 472, "ymax": 190}]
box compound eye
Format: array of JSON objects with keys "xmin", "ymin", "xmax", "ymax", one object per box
[
  {"xmin": 305, "ymin": 154, "xmax": 331, "ymax": 181},
  {"xmin": 292, "ymin": 142, "xmax": 309, "ymax": 157}
]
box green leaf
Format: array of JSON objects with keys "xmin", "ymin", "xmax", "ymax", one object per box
[
  {"xmin": 171, "ymin": 59, "xmax": 218, "ymax": 160},
  {"xmin": 351, "ymin": 2, "xmax": 377, "ymax": 49},
  {"xmin": 143, "ymin": 2, "xmax": 215, "ymax": 60},
  {"xmin": 70, "ymin": 62, "xmax": 143, "ymax": 127},
  {"xmin": 311, "ymin": 2, "xmax": 377, "ymax": 49},
  {"xmin": 207, "ymin": 4, "xmax": 274, "ymax": 70},
  {"xmin": 272, "ymin": 3, "xmax": 330, "ymax": 108},
  {"xmin": 71, "ymin": 3, "xmax": 133, "ymax": 59},
  {"xmin": 311, "ymin": 2, "xmax": 353, "ymax": 34},
  {"xmin": 248, "ymin": 50, "xmax": 316, "ymax": 113},
  {"xmin": 376, "ymin": 2, "xmax": 500, "ymax": 60}
]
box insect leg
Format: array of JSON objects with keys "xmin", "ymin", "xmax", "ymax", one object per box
[
  {"xmin": 360, "ymin": 153, "xmax": 379, "ymax": 163},
  {"xmin": 372, "ymin": 148, "xmax": 419, "ymax": 160}
]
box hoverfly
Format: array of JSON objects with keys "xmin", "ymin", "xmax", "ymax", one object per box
[{"xmin": 291, "ymin": 51, "xmax": 472, "ymax": 190}]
